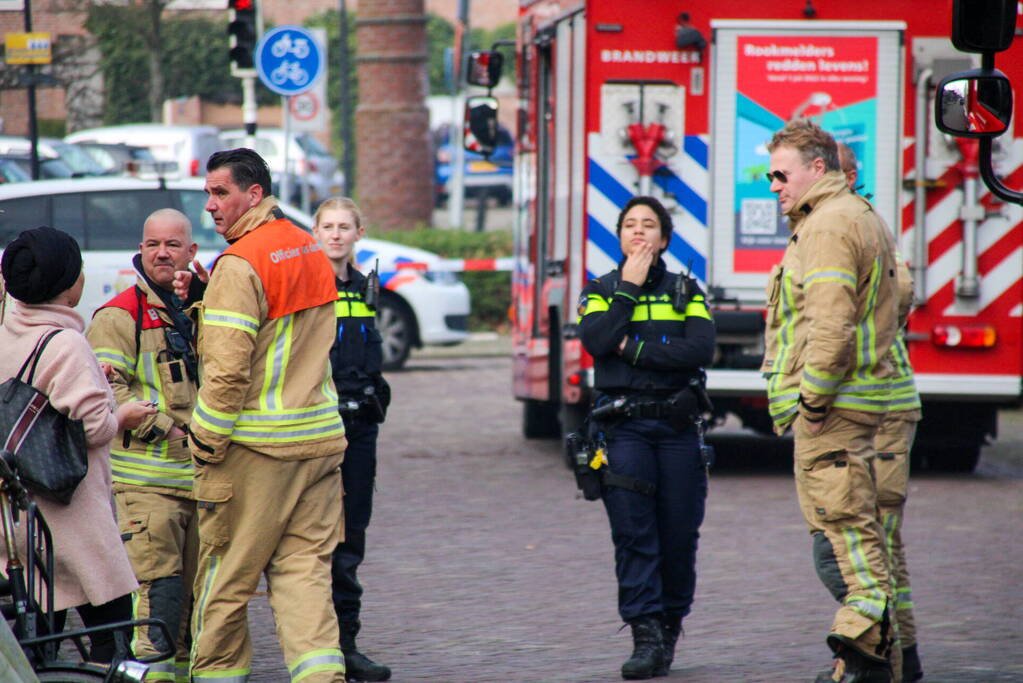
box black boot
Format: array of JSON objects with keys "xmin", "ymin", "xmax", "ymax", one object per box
[
  {"xmin": 340, "ymin": 619, "xmax": 391, "ymax": 682},
  {"xmin": 901, "ymin": 644, "xmax": 923, "ymax": 682},
  {"xmin": 659, "ymin": 614, "xmax": 682, "ymax": 674},
  {"xmin": 621, "ymin": 615, "xmax": 665, "ymax": 680},
  {"xmin": 825, "ymin": 634, "xmax": 892, "ymax": 683}
]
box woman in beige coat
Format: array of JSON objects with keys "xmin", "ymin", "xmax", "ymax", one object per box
[{"xmin": 0, "ymin": 226, "xmax": 154, "ymax": 662}]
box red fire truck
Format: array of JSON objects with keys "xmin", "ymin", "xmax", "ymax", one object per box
[{"xmin": 473, "ymin": 0, "xmax": 1023, "ymax": 471}]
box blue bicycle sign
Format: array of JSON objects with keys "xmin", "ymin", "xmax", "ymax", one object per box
[{"xmin": 256, "ymin": 25, "xmax": 322, "ymax": 96}]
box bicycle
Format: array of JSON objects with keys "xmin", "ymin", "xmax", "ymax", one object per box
[{"xmin": 0, "ymin": 449, "xmax": 173, "ymax": 682}]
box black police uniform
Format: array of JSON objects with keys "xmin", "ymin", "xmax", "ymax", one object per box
[
  {"xmin": 578, "ymin": 258, "xmax": 714, "ymax": 639},
  {"xmin": 328, "ymin": 262, "xmax": 392, "ymax": 680}
]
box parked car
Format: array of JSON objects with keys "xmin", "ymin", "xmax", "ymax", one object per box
[
  {"xmin": 219, "ymin": 128, "xmax": 342, "ymax": 207},
  {"xmin": 433, "ymin": 122, "xmax": 514, "ymax": 207},
  {"xmin": 74, "ymin": 141, "xmax": 158, "ymax": 175},
  {"xmin": 0, "ymin": 158, "xmax": 31, "ymax": 184},
  {"xmin": 65, "ymin": 124, "xmax": 221, "ymax": 177},
  {"xmin": 0, "ymin": 136, "xmax": 107, "ymax": 177},
  {"xmin": 0, "ymin": 153, "xmax": 75, "ymax": 180},
  {"xmin": 0, "ymin": 177, "xmax": 469, "ymax": 369}
]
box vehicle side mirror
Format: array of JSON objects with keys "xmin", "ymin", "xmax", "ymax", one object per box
[
  {"xmin": 465, "ymin": 50, "xmax": 504, "ymax": 89},
  {"xmin": 952, "ymin": 0, "xmax": 1018, "ymax": 53},
  {"xmin": 464, "ymin": 96, "xmax": 499, "ymax": 157},
  {"xmin": 935, "ymin": 70, "xmax": 1013, "ymax": 138}
]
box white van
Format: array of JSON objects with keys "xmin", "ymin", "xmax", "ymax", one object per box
[
  {"xmin": 65, "ymin": 125, "xmax": 221, "ymax": 177},
  {"xmin": 0, "ymin": 177, "xmax": 470, "ymax": 369}
]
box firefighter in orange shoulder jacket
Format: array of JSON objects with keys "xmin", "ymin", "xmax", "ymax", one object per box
[
  {"xmin": 87, "ymin": 208, "xmax": 203, "ymax": 682},
  {"xmin": 762, "ymin": 120, "xmax": 901, "ymax": 683},
  {"xmin": 182, "ymin": 149, "xmax": 347, "ymax": 682}
]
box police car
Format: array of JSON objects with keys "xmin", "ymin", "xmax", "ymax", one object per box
[{"xmin": 0, "ymin": 176, "xmax": 470, "ymax": 369}]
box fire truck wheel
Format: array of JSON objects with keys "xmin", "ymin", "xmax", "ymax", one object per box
[{"xmin": 522, "ymin": 400, "xmax": 560, "ymax": 439}]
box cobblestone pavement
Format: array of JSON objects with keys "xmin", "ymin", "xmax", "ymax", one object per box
[{"xmin": 244, "ymin": 355, "xmax": 1022, "ymax": 682}]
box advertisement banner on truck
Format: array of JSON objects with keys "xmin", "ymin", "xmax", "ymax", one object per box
[
  {"xmin": 733, "ymin": 35, "xmax": 879, "ymax": 272},
  {"xmin": 710, "ymin": 21, "xmax": 904, "ymax": 296}
]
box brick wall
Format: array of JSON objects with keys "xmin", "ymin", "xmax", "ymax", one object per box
[
  {"xmin": 0, "ymin": 1, "xmax": 91, "ymax": 134},
  {"xmin": 354, "ymin": 0, "xmax": 433, "ymax": 231},
  {"xmin": 262, "ymin": 0, "xmax": 516, "ymax": 30}
]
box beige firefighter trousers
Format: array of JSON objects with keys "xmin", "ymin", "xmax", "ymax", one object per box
[
  {"xmin": 116, "ymin": 489, "xmax": 198, "ymax": 683},
  {"xmin": 792, "ymin": 410, "xmax": 899, "ymax": 675},
  {"xmin": 868, "ymin": 414, "xmax": 919, "ymax": 649},
  {"xmin": 189, "ymin": 444, "xmax": 346, "ymax": 682}
]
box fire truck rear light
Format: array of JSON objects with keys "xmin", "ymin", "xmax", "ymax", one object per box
[
  {"xmin": 567, "ymin": 372, "xmax": 581, "ymax": 386},
  {"xmin": 931, "ymin": 324, "xmax": 996, "ymax": 348}
]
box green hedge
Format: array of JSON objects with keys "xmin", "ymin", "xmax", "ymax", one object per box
[{"xmin": 376, "ymin": 229, "xmax": 512, "ymax": 332}]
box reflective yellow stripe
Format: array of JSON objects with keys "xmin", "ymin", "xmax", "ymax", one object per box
[
  {"xmin": 841, "ymin": 526, "xmax": 887, "ymax": 622},
  {"xmin": 203, "ymin": 308, "xmax": 259, "ymax": 335},
  {"xmin": 684, "ymin": 296, "xmax": 712, "ymax": 320},
  {"xmin": 110, "ymin": 451, "xmax": 193, "ymax": 490},
  {"xmin": 231, "ymin": 417, "xmax": 344, "ymax": 443},
  {"xmin": 237, "ymin": 402, "xmax": 339, "ymax": 426},
  {"xmin": 767, "ymin": 269, "xmax": 798, "ymax": 427},
  {"xmin": 631, "ymin": 303, "xmax": 685, "ymax": 322},
  {"xmin": 289, "ymin": 648, "xmax": 345, "ymax": 682},
  {"xmin": 803, "ymin": 267, "xmax": 857, "ymax": 289},
  {"xmin": 260, "ymin": 314, "xmax": 294, "ymax": 411},
  {"xmin": 583, "ymin": 295, "xmax": 610, "ymax": 315},
  {"xmin": 192, "ymin": 396, "xmax": 239, "ymax": 435},
  {"xmin": 802, "ymin": 364, "xmax": 844, "ymax": 395},
  {"xmin": 94, "ymin": 347, "xmax": 134, "ymax": 371}
]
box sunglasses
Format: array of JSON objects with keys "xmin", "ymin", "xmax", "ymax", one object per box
[{"xmin": 765, "ymin": 170, "xmax": 788, "ymax": 184}]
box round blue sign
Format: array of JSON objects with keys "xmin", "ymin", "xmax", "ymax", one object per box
[{"xmin": 256, "ymin": 25, "xmax": 322, "ymax": 97}]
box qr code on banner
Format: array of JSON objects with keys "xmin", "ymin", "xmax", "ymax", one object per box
[{"xmin": 741, "ymin": 199, "xmax": 777, "ymax": 235}]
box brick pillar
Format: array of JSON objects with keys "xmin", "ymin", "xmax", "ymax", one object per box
[{"xmin": 355, "ymin": 0, "xmax": 432, "ymax": 231}]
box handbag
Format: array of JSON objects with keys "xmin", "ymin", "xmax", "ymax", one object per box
[{"xmin": 0, "ymin": 329, "xmax": 88, "ymax": 505}]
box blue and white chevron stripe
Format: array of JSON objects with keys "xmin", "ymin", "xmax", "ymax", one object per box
[{"xmin": 585, "ymin": 133, "xmax": 709, "ymax": 283}]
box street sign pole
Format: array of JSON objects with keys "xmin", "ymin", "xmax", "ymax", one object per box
[
  {"xmin": 282, "ymin": 96, "xmax": 292, "ymax": 205},
  {"xmin": 243, "ymin": 75, "xmax": 257, "ymax": 148}
]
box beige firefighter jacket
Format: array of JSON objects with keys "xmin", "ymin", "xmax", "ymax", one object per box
[
  {"xmin": 761, "ymin": 171, "xmax": 900, "ymax": 433},
  {"xmin": 87, "ymin": 277, "xmax": 197, "ymax": 497},
  {"xmin": 188, "ymin": 198, "xmax": 345, "ymax": 463}
]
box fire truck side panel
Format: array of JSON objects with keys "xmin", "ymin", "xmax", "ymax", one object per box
[{"xmin": 511, "ymin": 0, "xmax": 1023, "ymax": 460}]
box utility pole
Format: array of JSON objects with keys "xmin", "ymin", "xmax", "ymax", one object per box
[
  {"xmin": 24, "ymin": 0, "xmax": 39, "ymax": 180},
  {"xmin": 338, "ymin": 0, "xmax": 354, "ymax": 196},
  {"xmin": 449, "ymin": 0, "xmax": 470, "ymax": 229}
]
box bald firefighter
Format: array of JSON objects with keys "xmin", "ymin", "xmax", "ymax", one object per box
[{"xmin": 87, "ymin": 208, "xmax": 203, "ymax": 682}]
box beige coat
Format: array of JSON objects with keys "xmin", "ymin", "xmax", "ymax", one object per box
[
  {"xmin": 189, "ymin": 198, "xmax": 345, "ymax": 463},
  {"xmin": 87, "ymin": 277, "xmax": 196, "ymax": 498},
  {"xmin": 761, "ymin": 171, "xmax": 900, "ymax": 433},
  {"xmin": 0, "ymin": 302, "xmax": 138, "ymax": 611}
]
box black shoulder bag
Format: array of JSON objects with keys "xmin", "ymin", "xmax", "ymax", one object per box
[{"xmin": 0, "ymin": 330, "xmax": 89, "ymax": 505}]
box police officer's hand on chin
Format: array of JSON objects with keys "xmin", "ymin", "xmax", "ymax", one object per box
[{"xmin": 621, "ymin": 241, "xmax": 656, "ymax": 286}]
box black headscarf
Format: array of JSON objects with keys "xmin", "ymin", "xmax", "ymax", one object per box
[{"xmin": 1, "ymin": 226, "xmax": 83, "ymax": 304}]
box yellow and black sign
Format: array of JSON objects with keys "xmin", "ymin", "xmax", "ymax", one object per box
[{"xmin": 5, "ymin": 32, "xmax": 52, "ymax": 65}]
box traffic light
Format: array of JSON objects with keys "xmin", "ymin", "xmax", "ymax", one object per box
[{"xmin": 228, "ymin": 0, "xmax": 258, "ymax": 71}]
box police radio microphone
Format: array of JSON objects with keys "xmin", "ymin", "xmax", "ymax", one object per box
[
  {"xmin": 673, "ymin": 259, "xmax": 694, "ymax": 312},
  {"xmin": 364, "ymin": 258, "xmax": 380, "ymax": 311}
]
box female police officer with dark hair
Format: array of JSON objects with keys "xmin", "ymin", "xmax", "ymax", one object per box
[{"xmin": 577, "ymin": 196, "xmax": 715, "ymax": 680}]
